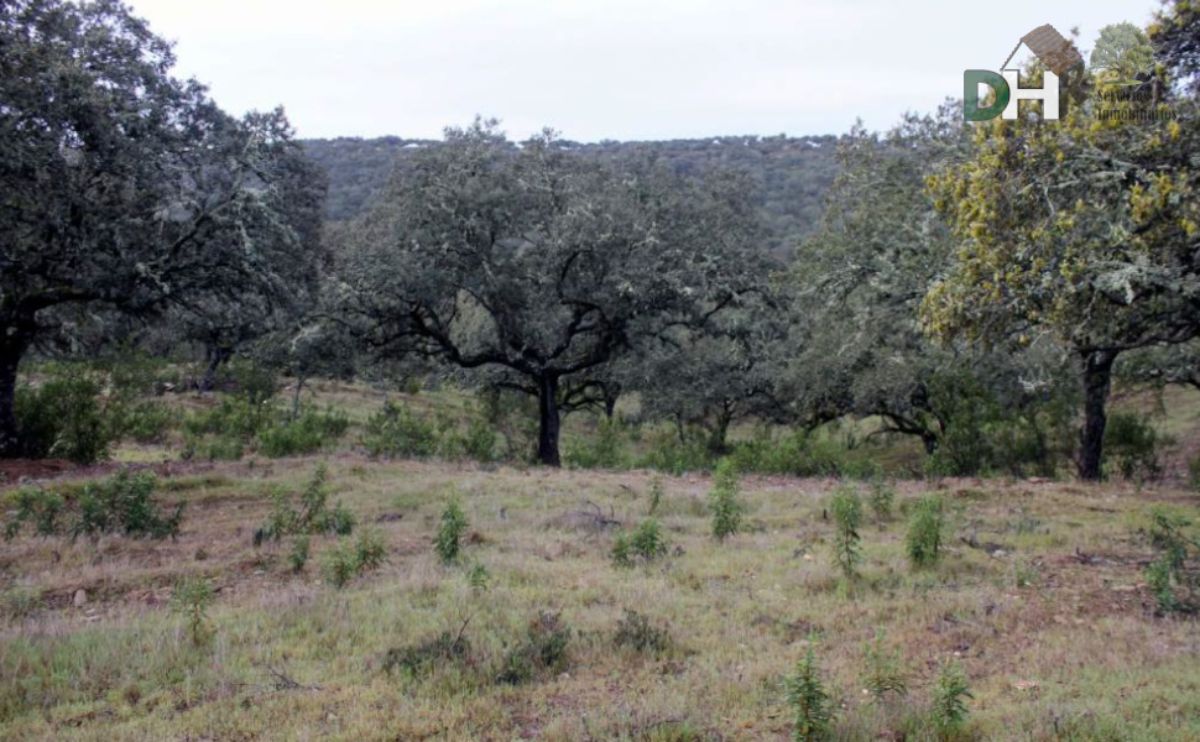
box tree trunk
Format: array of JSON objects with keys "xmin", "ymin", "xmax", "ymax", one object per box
[
  {"xmin": 199, "ymin": 345, "xmax": 233, "ymax": 392},
  {"xmin": 290, "ymin": 376, "xmax": 306, "ymax": 421},
  {"xmin": 603, "ymin": 389, "xmax": 618, "ymax": 420},
  {"xmin": 0, "ymin": 324, "xmax": 31, "ymax": 458},
  {"xmin": 1077, "ymin": 349, "xmax": 1117, "ymax": 481},
  {"xmin": 536, "ymin": 374, "xmax": 561, "ymax": 466},
  {"xmin": 707, "ymin": 407, "xmax": 733, "ymax": 455}
]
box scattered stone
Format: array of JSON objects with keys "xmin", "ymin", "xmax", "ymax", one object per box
[{"xmin": 73, "ymin": 588, "xmax": 87, "ymax": 608}]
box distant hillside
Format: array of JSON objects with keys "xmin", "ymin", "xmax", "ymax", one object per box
[{"xmin": 302, "ymin": 134, "xmax": 841, "ymax": 256}]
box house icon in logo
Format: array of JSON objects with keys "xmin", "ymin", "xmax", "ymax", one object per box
[{"xmin": 964, "ymin": 24, "xmax": 1083, "ymax": 121}]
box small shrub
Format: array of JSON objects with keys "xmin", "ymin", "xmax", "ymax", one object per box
[
  {"xmin": 467, "ymin": 563, "xmax": 490, "ymax": 591},
  {"xmin": 1142, "ymin": 508, "xmax": 1198, "ymax": 613},
  {"xmin": 637, "ymin": 428, "xmax": 711, "ymax": 475},
  {"xmin": 613, "ymin": 609, "xmax": 672, "ymax": 655},
  {"xmin": 288, "ymin": 536, "xmax": 310, "ymax": 573},
  {"xmin": 497, "ymin": 611, "xmax": 571, "ymax": 685},
  {"xmin": 931, "ymin": 662, "xmax": 972, "ymax": 736},
  {"xmin": 383, "ymin": 624, "xmax": 472, "ymax": 678},
  {"xmin": 4, "ymin": 487, "xmax": 66, "ymax": 539},
  {"xmin": 254, "ymin": 464, "xmax": 354, "ymax": 543},
  {"xmin": 354, "ymin": 528, "xmax": 387, "ymax": 571},
  {"xmin": 14, "ymin": 369, "xmax": 112, "ymax": 463},
  {"xmin": 457, "ymin": 415, "xmax": 498, "ymax": 462},
  {"xmin": 112, "ymin": 400, "xmax": 176, "ymax": 444},
  {"xmin": 862, "ymin": 631, "xmax": 907, "ymax": 702},
  {"xmin": 906, "ymin": 496, "xmax": 945, "ymax": 568},
  {"xmin": 786, "ymin": 645, "xmax": 833, "ymax": 742},
  {"xmin": 709, "ymin": 458, "xmax": 742, "ymax": 541},
  {"xmin": 647, "ymin": 476, "xmax": 664, "ymax": 516},
  {"xmin": 72, "ymin": 470, "xmax": 183, "ymax": 541},
  {"xmin": 1188, "ymin": 453, "xmax": 1200, "ymax": 492},
  {"xmin": 0, "ymin": 587, "xmax": 39, "ymax": 621},
  {"xmin": 867, "ymin": 478, "xmax": 895, "ymax": 522},
  {"xmin": 829, "ymin": 486, "xmax": 863, "ymax": 579},
  {"xmin": 184, "ymin": 396, "xmax": 272, "ymax": 440},
  {"xmin": 611, "ymin": 532, "xmax": 633, "ymax": 568},
  {"xmin": 363, "ymin": 401, "xmax": 438, "ymax": 458},
  {"xmin": 171, "ymin": 576, "xmax": 214, "ymax": 646},
  {"xmin": 1104, "ymin": 412, "xmax": 1161, "ymax": 481},
  {"xmin": 257, "ymin": 406, "xmax": 350, "ymax": 457},
  {"xmin": 321, "ymin": 541, "xmax": 359, "ymax": 588},
  {"xmin": 564, "ymin": 418, "xmax": 629, "ymax": 469},
  {"xmin": 435, "ymin": 501, "xmax": 468, "ymax": 564}
]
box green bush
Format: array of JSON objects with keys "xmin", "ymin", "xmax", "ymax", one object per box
[
  {"xmin": 906, "ymin": 496, "xmax": 945, "ymax": 568},
  {"xmin": 830, "ymin": 486, "xmax": 863, "ymax": 579},
  {"xmin": 354, "ymin": 528, "xmax": 387, "ymax": 571},
  {"xmin": 637, "ymin": 428, "xmax": 711, "ymax": 475},
  {"xmin": 1142, "ymin": 508, "xmax": 1198, "ymax": 613},
  {"xmin": 862, "ymin": 631, "xmax": 907, "ymax": 701},
  {"xmin": 496, "ymin": 611, "xmax": 571, "ymax": 685},
  {"xmin": 288, "ymin": 536, "xmax": 310, "ymax": 573},
  {"xmin": 321, "ymin": 541, "xmax": 360, "ymax": 588},
  {"xmin": 1104, "ymin": 412, "xmax": 1161, "ymax": 481},
  {"xmin": 171, "ymin": 576, "xmax": 214, "ymax": 646},
  {"xmin": 72, "ymin": 470, "xmax": 183, "ymax": 541},
  {"xmin": 257, "ymin": 406, "xmax": 350, "ymax": 458},
  {"xmin": 931, "ymin": 662, "xmax": 972, "ymax": 736},
  {"xmin": 112, "ymin": 400, "xmax": 176, "ymax": 444},
  {"xmin": 435, "ymin": 501, "xmax": 468, "ymax": 564},
  {"xmin": 384, "ymin": 625, "xmax": 472, "ymax": 678},
  {"xmin": 613, "ymin": 609, "xmax": 672, "ymax": 655},
  {"xmin": 184, "ymin": 396, "xmax": 272, "ymax": 440},
  {"xmin": 729, "ymin": 429, "xmax": 843, "ymax": 477},
  {"xmin": 613, "ymin": 518, "xmax": 668, "ymax": 568},
  {"xmin": 564, "ymin": 418, "xmax": 629, "ymax": 469},
  {"xmin": 867, "ymin": 479, "xmax": 896, "ymax": 523},
  {"xmin": 709, "ymin": 458, "xmax": 743, "ymax": 541},
  {"xmin": 363, "ymin": 401, "xmax": 439, "ymax": 458},
  {"xmin": 14, "ymin": 369, "xmax": 112, "ymax": 463},
  {"xmin": 253, "ymin": 464, "xmax": 354, "ymax": 543},
  {"xmin": 1189, "ymin": 454, "xmax": 1200, "ymax": 492},
  {"xmin": 786, "ymin": 645, "xmax": 833, "ymax": 742},
  {"xmin": 3, "ymin": 488, "xmax": 65, "ymax": 539}
]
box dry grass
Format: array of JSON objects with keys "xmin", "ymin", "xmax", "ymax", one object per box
[{"xmin": 1, "ymin": 452, "xmax": 1198, "ymax": 740}]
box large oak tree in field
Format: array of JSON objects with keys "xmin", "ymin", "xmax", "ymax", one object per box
[
  {"xmin": 922, "ymin": 30, "xmax": 1200, "ymax": 480},
  {"xmin": 335, "ymin": 120, "xmax": 765, "ymax": 466},
  {"xmin": 0, "ymin": 0, "xmax": 320, "ymax": 454}
]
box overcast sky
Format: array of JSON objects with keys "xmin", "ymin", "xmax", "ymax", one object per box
[{"xmin": 125, "ymin": 0, "xmax": 1158, "ymax": 141}]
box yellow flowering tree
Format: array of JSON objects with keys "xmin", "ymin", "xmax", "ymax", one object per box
[{"xmin": 922, "ymin": 27, "xmax": 1200, "ymax": 480}]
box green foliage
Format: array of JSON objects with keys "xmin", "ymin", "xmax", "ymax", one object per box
[
  {"xmin": 435, "ymin": 501, "xmax": 468, "ymax": 564},
  {"xmin": 184, "ymin": 396, "xmax": 272, "ymax": 440},
  {"xmin": 564, "ymin": 418, "xmax": 629, "ymax": 469},
  {"xmin": 72, "ymin": 470, "xmax": 183, "ymax": 541},
  {"xmin": 728, "ymin": 429, "xmax": 843, "ymax": 477},
  {"xmin": 5, "ymin": 471, "xmax": 182, "ymax": 541},
  {"xmin": 363, "ymin": 401, "xmax": 438, "ymax": 458},
  {"xmin": 112, "ymin": 400, "xmax": 176, "ymax": 444},
  {"xmin": 829, "ymin": 486, "xmax": 863, "ymax": 579},
  {"xmin": 4, "ymin": 488, "xmax": 65, "ymax": 539},
  {"xmin": 14, "ymin": 370, "xmax": 112, "ymax": 463},
  {"xmin": 254, "ymin": 464, "xmax": 355, "ymax": 544},
  {"xmin": 611, "ymin": 519, "xmax": 668, "ymax": 567},
  {"xmin": 1142, "ymin": 508, "xmax": 1199, "ymax": 613},
  {"xmin": 257, "ymin": 406, "xmax": 350, "ymax": 458},
  {"xmin": 288, "ymin": 536, "xmax": 310, "ymax": 574},
  {"xmin": 496, "ymin": 611, "xmax": 571, "ymax": 685},
  {"xmin": 906, "ymin": 496, "xmax": 945, "ymax": 568},
  {"xmin": 383, "ymin": 625, "xmax": 472, "ymax": 679},
  {"xmin": 611, "ymin": 532, "xmax": 633, "ymax": 568},
  {"xmin": 1103, "ymin": 412, "xmax": 1161, "ymax": 481},
  {"xmin": 647, "ymin": 476, "xmax": 664, "ymax": 516},
  {"xmin": 931, "ymin": 662, "xmax": 972, "ymax": 736},
  {"xmin": 709, "ymin": 458, "xmax": 742, "ymax": 541},
  {"xmin": 321, "ymin": 541, "xmax": 360, "ymax": 588},
  {"xmin": 867, "ymin": 479, "xmax": 895, "ymax": 522},
  {"xmin": 354, "ymin": 529, "xmax": 387, "ymax": 571},
  {"xmin": 638, "ymin": 428, "xmax": 711, "ymax": 475},
  {"xmin": 613, "ymin": 609, "xmax": 672, "ymax": 655},
  {"xmin": 1189, "ymin": 454, "xmax": 1200, "ymax": 492},
  {"xmin": 786, "ymin": 645, "xmax": 833, "ymax": 742},
  {"xmin": 467, "ymin": 563, "xmax": 490, "ymax": 591},
  {"xmin": 862, "ymin": 631, "xmax": 907, "ymax": 702},
  {"xmin": 171, "ymin": 577, "xmax": 214, "ymax": 647}
]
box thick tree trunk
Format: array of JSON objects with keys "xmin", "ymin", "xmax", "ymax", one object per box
[
  {"xmin": 0, "ymin": 325, "xmax": 31, "ymax": 458},
  {"xmin": 707, "ymin": 407, "xmax": 733, "ymax": 455},
  {"xmin": 603, "ymin": 390, "xmax": 618, "ymax": 421},
  {"xmin": 536, "ymin": 374, "xmax": 561, "ymax": 466},
  {"xmin": 199, "ymin": 345, "xmax": 233, "ymax": 392},
  {"xmin": 1077, "ymin": 349, "xmax": 1118, "ymax": 482}
]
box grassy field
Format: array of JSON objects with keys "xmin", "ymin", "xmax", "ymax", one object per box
[
  {"xmin": 1, "ymin": 378, "xmax": 1199, "ymax": 740},
  {"xmin": 1, "ymin": 453, "xmax": 1198, "ymax": 740}
]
